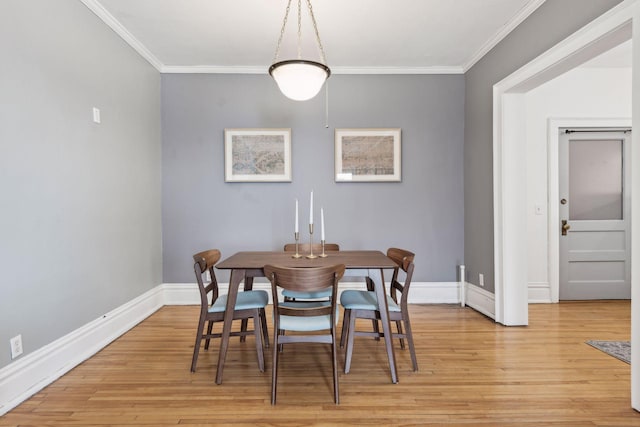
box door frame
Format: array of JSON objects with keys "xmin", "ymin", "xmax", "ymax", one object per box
[
  {"xmin": 548, "ymin": 119, "xmax": 631, "ymax": 302},
  {"xmin": 492, "ymin": 0, "xmax": 640, "ymax": 408}
]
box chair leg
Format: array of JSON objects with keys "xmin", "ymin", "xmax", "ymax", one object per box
[
  {"xmin": 271, "ymin": 331, "xmax": 279, "ymax": 405},
  {"xmin": 403, "ymin": 316, "xmax": 418, "ymax": 371},
  {"xmin": 344, "ymin": 309, "xmax": 357, "ymax": 374},
  {"xmin": 204, "ymin": 320, "xmax": 214, "ymax": 350},
  {"xmin": 240, "ymin": 318, "xmax": 248, "ymax": 343},
  {"xmin": 191, "ymin": 316, "xmax": 206, "ymax": 372},
  {"xmin": 396, "ymin": 320, "xmax": 406, "ymax": 349},
  {"xmin": 372, "ymin": 318, "xmax": 381, "ymax": 341},
  {"xmin": 251, "ymin": 312, "xmax": 264, "ymax": 372},
  {"xmin": 260, "ymin": 308, "xmax": 270, "ymax": 348},
  {"xmin": 340, "ymin": 309, "xmax": 351, "ymax": 348},
  {"xmin": 278, "ymin": 330, "xmax": 285, "ymax": 353},
  {"xmin": 331, "ymin": 326, "xmax": 340, "ymax": 404}
]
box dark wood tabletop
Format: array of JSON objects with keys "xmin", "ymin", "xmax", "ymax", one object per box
[{"xmin": 216, "ymin": 250, "xmax": 399, "ymax": 270}]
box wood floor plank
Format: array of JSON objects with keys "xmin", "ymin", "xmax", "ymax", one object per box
[{"xmin": 1, "ymin": 301, "xmax": 638, "ymax": 426}]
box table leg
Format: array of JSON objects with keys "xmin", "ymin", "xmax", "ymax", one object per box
[
  {"xmin": 216, "ymin": 268, "xmax": 245, "ymax": 385},
  {"xmin": 369, "ymin": 268, "xmax": 398, "ymax": 383},
  {"xmin": 240, "ymin": 276, "xmax": 254, "ymax": 342}
]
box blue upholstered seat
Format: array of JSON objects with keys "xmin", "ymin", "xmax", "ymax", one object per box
[
  {"xmin": 209, "ymin": 290, "xmax": 269, "ymax": 313},
  {"xmin": 340, "ymin": 290, "xmax": 401, "ymax": 312},
  {"xmin": 278, "ymin": 301, "xmax": 339, "ymax": 331}
]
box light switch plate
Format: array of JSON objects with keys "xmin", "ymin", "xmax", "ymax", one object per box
[{"xmin": 92, "ymin": 107, "xmax": 101, "ymax": 124}]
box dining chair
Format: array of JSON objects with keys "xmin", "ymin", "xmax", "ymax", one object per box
[
  {"xmin": 191, "ymin": 249, "xmax": 270, "ymax": 374},
  {"xmin": 340, "ymin": 247, "xmax": 418, "ymax": 373},
  {"xmin": 264, "ymin": 263, "xmax": 346, "ymax": 405},
  {"xmin": 282, "ymin": 243, "xmax": 340, "ymax": 302}
]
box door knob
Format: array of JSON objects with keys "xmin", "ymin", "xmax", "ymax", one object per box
[{"xmin": 561, "ymin": 219, "xmax": 570, "ymax": 236}]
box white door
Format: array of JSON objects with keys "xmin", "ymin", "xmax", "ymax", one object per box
[{"xmin": 559, "ymin": 129, "xmax": 631, "ymax": 300}]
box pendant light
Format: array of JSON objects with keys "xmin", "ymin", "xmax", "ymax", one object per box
[{"xmin": 269, "ymin": 0, "xmax": 330, "ymax": 101}]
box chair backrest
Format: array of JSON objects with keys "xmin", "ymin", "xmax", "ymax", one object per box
[
  {"xmin": 387, "ymin": 248, "xmax": 415, "ymax": 305},
  {"xmin": 264, "ymin": 264, "xmax": 345, "ymax": 320},
  {"xmin": 283, "ymin": 243, "xmax": 340, "ymax": 252},
  {"xmin": 193, "ymin": 249, "xmax": 222, "ymax": 309}
]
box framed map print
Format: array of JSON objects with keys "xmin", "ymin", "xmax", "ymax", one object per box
[
  {"xmin": 334, "ymin": 128, "xmax": 401, "ymax": 182},
  {"xmin": 224, "ymin": 128, "xmax": 292, "ymax": 182}
]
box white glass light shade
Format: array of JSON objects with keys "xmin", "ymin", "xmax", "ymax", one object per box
[{"xmin": 269, "ymin": 60, "xmax": 330, "ymax": 101}]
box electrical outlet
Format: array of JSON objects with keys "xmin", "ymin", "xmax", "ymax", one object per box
[
  {"xmin": 479, "ymin": 273, "xmax": 485, "ymax": 287},
  {"xmin": 10, "ymin": 335, "xmax": 23, "ymax": 359}
]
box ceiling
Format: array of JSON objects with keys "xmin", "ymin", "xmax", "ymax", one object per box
[{"xmin": 82, "ymin": 0, "xmax": 550, "ymax": 74}]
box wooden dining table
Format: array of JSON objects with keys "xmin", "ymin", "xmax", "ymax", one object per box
[{"xmin": 215, "ymin": 250, "xmax": 400, "ymax": 384}]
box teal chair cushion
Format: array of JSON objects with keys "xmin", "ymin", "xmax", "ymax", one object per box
[
  {"xmin": 209, "ymin": 290, "xmax": 269, "ymax": 313},
  {"xmin": 277, "ymin": 301, "xmax": 340, "ymax": 331},
  {"xmin": 340, "ymin": 290, "xmax": 401, "ymax": 312}
]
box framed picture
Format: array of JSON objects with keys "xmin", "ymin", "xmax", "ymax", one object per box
[
  {"xmin": 334, "ymin": 128, "xmax": 401, "ymax": 182},
  {"xmin": 224, "ymin": 128, "xmax": 292, "ymax": 182}
]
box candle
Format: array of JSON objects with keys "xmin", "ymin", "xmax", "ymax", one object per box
[
  {"xmin": 309, "ymin": 191, "xmax": 314, "ymax": 225},
  {"xmin": 295, "ymin": 199, "xmax": 298, "ymax": 233},
  {"xmin": 321, "ymin": 207, "xmax": 325, "ymax": 241}
]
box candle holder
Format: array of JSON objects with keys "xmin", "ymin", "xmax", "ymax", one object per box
[
  {"xmin": 319, "ymin": 239, "xmax": 328, "ymax": 258},
  {"xmin": 306, "ymin": 224, "xmax": 318, "ymax": 259},
  {"xmin": 291, "ymin": 232, "xmax": 302, "ymax": 258}
]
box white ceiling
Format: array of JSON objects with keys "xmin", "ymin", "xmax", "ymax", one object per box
[{"xmin": 82, "ymin": 0, "xmax": 549, "ymax": 74}]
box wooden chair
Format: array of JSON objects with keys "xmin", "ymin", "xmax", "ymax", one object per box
[
  {"xmin": 282, "ymin": 243, "xmax": 340, "ymax": 301},
  {"xmin": 191, "ymin": 249, "xmax": 269, "ymax": 374},
  {"xmin": 340, "ymin": 248, "xmax": 418, "ymax": 373},
  {"xmin": 264, "ymin": 264, "xmax": 346, "ymax": 405}
]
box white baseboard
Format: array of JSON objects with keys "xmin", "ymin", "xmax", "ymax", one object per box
[
  {"xmin": 0, "ymin": 280, "xmax": 462, "ymax": 415},
  {"xmin": 464, "ymin": 282, "xmax": 496, "ymax": 320},
  {"xmin": 0, "ymin": 286, "xmax": 164, "ymax": 416},
  {"xmin": 528, "ymin": 281, "xmax": 552, "ymax": 303},
  {"xmin": 162, "ymin": 281, "xmax": 462, "ymax": 305}
]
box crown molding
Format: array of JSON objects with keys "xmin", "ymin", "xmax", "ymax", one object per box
[
  {"xmin": 79, "ymin": 0, "xmax": 164, "ymax": 71},
  {"xmin": 462, "ymin": 0, "xmax": 547, "ymax": 72},
  {"xmin": 160, "ymin": 65, "xmax": 267, "ymax": 74},
  {"xmin": 329, "ymin": 66, "xmax": 464, "ymax": 75},
  {"xmin": 82, "ymin": 0, "xmax": 542, "ymax": 76},
  {"xmin": 160, "ymin": 65, "xmax": 464, "ymax": 75}
]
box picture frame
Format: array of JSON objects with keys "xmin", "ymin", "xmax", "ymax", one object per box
[
  {"xmin": 334, "ymin": 128, "xmax": 402, "ymax": 182},
  {"xmin": 224, "ymin": 128, "xmax": 292, "ymax": 182}
]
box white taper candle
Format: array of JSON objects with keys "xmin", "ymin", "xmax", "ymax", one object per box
[
  {"xmin": 309, "ymin": 191, "xmax": 314, "ymax": 225},
  {"xmin": 295, "ymin": 199, "xmax": 298, "ymax": 233},
  {"xmin": 321, "ymin": 207, "xmax": 325, "ymax": 240}
]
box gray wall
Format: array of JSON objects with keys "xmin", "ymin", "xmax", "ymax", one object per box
[
  {"xmin": 162, "ymin": 74, "xmax": 464, "ymax": 283},
  {"xmin": 0, "ymin": 0, "xmax": 162, "ymax": 368},
  {"xmin": 463, "ymin": 0, "xmax": 623, "ymax": 293}
]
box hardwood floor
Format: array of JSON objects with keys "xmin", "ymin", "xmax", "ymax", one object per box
[{"xmin": 1, "ymin": 301, "xmax": 637, "ymax": 426}]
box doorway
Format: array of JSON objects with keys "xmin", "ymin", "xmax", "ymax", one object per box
[{"xmin": 491, "ymin": 0, "xmax": 640, "ymax": 410}]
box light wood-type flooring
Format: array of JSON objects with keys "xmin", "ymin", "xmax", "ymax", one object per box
[{"xmin": 1, "ymin": 301, "xmax": 637, "ymax": 426}]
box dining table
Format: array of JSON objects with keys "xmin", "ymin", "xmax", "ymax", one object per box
[{"xmin": 215, "ymin": 250, "xmax": 400, "ymax": 385}]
